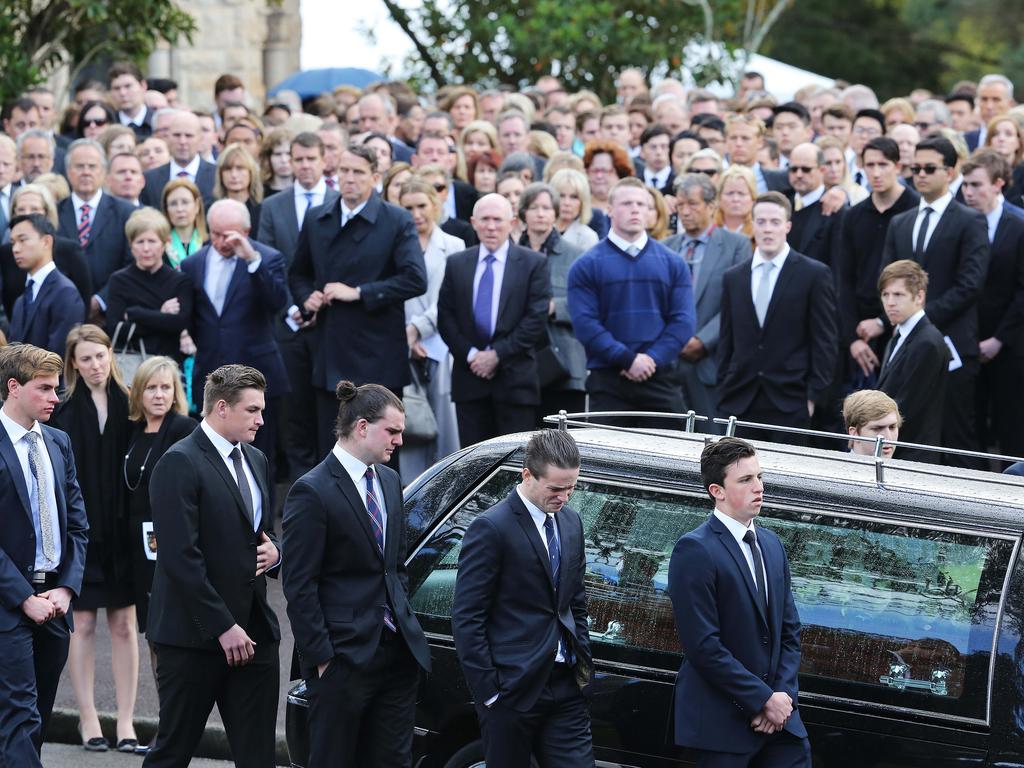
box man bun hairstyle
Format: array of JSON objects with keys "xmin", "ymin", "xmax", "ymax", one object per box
[{"xmin": 334, "ymin": 380, "xmax": 404, "ymax": 439}]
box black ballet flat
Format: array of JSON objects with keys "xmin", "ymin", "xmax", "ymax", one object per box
[
  {"xmin": 116, "ymin": 738, "xmax": 139, "ymax": 753},
  {"xmin": 83, "ymin": 736, "xmax": 109, "ymax": 752},
  {"xmin": 134, "ymin": 742, "xmax": 151, "ymax": 756}
]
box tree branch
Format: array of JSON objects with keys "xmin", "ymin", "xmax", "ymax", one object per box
[
  {"xmin": 681, "ymin": 0, "xmax": 714, "ymax": 41},
  {"xmin": 378, "ymin": 0, "xmax": 447, "ymax": 87},
  {"xmin": 747, "ymin": 0, "xmax": 793, "ymax": 53}
]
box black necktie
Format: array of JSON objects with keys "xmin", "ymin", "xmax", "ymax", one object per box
[
  {"xmin": 883, "ymin": 328, "xmax": 902, "ymax": 370},
  {"xmin": 743, "ymin": 529, "xmax": 768, "ymax": 613},
  {"xmin": 915, "ymin": 207, "xmax": 933, "ymax": 258},
  {"xmin": 229, "ymin": 447, "xmax": 254, "ymax": 527}
]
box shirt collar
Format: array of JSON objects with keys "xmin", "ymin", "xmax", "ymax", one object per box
[
  {"xmin": 896, "ymin": 308, "xmax": 925, "ymax": 337},
  {"xmin": 119, "ymin": 105, "xmax": 147, "ymax": 127},
  {"xmin": 477, "ymin": 239, "xmax": 510, "ymax": 262},
  {"xmin": 72, "ymin": 190, "xmax": 103, "ymax": 210},
  {"xmin": 919, "ymin": 190, "xmax": 952, "ymax": 218},
  {"xmin": 341, "ymin": 197, "xmax": 369, "ymax": 222},
  {"xmin": 0, "ymin": 407, "xmax": 41, "ymax": 445},
  {"xmin": 295, "ymin": 178, "xmax": 327, "ymax": 197},
  {"xmin": 28, "ymin": 260, "xmax": 57, "ymax": 282},
  {"xmin": 608, "ymin": 229, "xmax": 648, "ymax": 255},
  {"xmin": 713, "ymin": 508, "xmax": 754, "ymax": 543},
  {"xmin": 685, "ymin": 225, "xmax": 714, "ymax": 244},
  {"xmin": 752, "ymin": 244, "xmax": 790, "ymax": 271},
  {"xmin": 516, "ymin": 485, "xmax": 549, "ymax": 527},
  {"xmin": 200, "ymin": 419, "xmax": 239, "ymax": 459},
  {"xmin": 645, "ymin": 165, "xmax": 670, "ymax": 183},
  {"xmin": 800, "ymin": 185, "xmax": 826, "ymax": 207},
  {"xmin": 331, "ymin": 443, "xmax": 372, "ymax": 488},
  {"xmin": 170, "ymin": 156, "xmax": 201, "ymax": 178}
]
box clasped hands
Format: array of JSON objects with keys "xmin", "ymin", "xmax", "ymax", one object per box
[
  {"xmin": 303, "ymin": 282, "xmax": 360, "ymax": 315},
  {"xmin": 750, "ymin": 691, "xmax": 793, "ymax": 734},
  {"xmin": 21, "ymin": 587, "xmax": 72, "ymax": 625},
  {"xmin": 621, "ymin": 352, "xmax": 656, "ymax": 382}
]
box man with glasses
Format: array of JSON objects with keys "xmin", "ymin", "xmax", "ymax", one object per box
[
  {"xmin": 664, "ymin": 173, "xmax": 749, "ymax": 429},
  {"xmin": 911, "ymin": 99, "xmax": 951, "ymax": 137},
  {"xmin": 876, "ymin": 136, "xmax": 990, "ymax": 466},
  {"xmin": 786, "ymin": 143, "xmax": 837, "ymax": 267}
]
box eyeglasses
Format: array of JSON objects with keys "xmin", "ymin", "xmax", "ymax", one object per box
[
  {"xmin": 433, "ymin": 183, "xmax": 447, "ymax": 192},
  {"xmin": 913, "ymin": 122, "xmax": 934, "ymax": 131},
  {"xmin": 82, "ymin": 118, "xmax": 109, "ymax": 127},
  {"xmin": 688, "ymin": 168, "xmax": 719, "ymax": 176},
  {"xmin": 788, "ymin": 165, "xmax": 816, "ymax": 174},
  {"xmin": 909, "ymin": 164, "xmax": 949, "ymax": 175}
]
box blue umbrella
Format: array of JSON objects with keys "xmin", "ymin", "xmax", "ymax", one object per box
[{"xmin": 267, "ymin": 67, "xmax": 383, "ymax": 99}]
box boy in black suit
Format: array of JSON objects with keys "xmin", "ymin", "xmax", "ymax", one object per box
[{"xmin": 875, "ymin": 260, "xmax": 950, "ymax": 462}]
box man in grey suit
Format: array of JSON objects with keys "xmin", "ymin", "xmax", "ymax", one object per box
[
  {"xmin": 663, "ymin": 173, "xmax": 751, "ymax": 430},
  {"xmin": 257, "ymin": 131, "xmax": 340, "ymax": 481}
]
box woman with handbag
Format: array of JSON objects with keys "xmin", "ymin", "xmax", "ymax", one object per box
[
  {"xmin": 51, "ymin": 325, "xmax": 139, "ymax": 753},
  {"xmin": 518, "ymin": 182, "xmax": 588, "ymax": 422},
  {"xmin": 105, "ymin": 208, "xmax": 193, "ymax": 364},
  {"xmin": 399, "ymin": 178, "xmax": 464, "ymax": 479}
]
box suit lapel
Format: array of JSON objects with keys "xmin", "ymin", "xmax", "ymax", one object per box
[
  {"xmin": 555, "ymin": 510, "xmax": 577, "ymax": 596},
  {"xmin": 695, "ymin": 232, "xmax": 722, "ymax": 304},
  {"xmin": 195, "ymin": 429, "xmax": 252, "ymax": 526},
  {"xmin": 221, "ymin": 253, "xmax": 249, "ymax": 311},
  {"xmin": 921, "ymin": 205, "xmax": 955, "ymax": 267},
  {"xmin": 241, "ymin": 442, "xmax": 269, "ymax": 532},
  {"xmin": 327, "ymin": 454, "xmax": 382, "ymax": 560},
  {"xmin": 761, "ymin": 254, "xmax": 796, "ymax": 332},
  {"xmin": 41, "ymin": 428, "xmax": 67, "ymax": 540},
  {"xmin": 710, "ymin": 516, "xmax": 768, "ymax": 626},
  {"xmin": 495, "ymin": 242, "xmax": 520, "ymax": 331},
  {"xmin": 0, "ymin": 427, "xmax": 31, "ymax": 521},
  {"xmin": 511, "ymin": 492, "xmax": 556, "ymax": 595},
  {"xmin": 379, "ymin": 465, "xmax": 402, "ymax": 566},
  {"xmin": 87, "ymin": 195, "xmax": 111, "ymax": 246},
  {"xmin": 22, "ymin": 271, "xmax": 53, "ymax": 332}
]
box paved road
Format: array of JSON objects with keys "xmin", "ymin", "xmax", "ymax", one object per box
[{"xmin": 43, "ymin": 741, "xmax": 233, "ymax": 766}]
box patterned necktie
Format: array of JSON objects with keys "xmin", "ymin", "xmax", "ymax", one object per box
[
  {"xmin": 325, "ymin": 177, "xmax": 337, "ymax": 190},
  {"xmin": 544, "ymin": 514, "xmax": 574, "ymax": 662},
  {"xmin": 25, "ymin": 432, "xmax": 57, "ymax": 564},
  {"xmin": 78, "ymin": 203, "xmax": 91, "ymax": 247},
  {"xmin": 473, "ymin": 253, "xmax": 496, "ymax": 342},
  {"xmin": 754, "ymin": 261, "xmax": 775, "ymax": 326},
  {"xmin": 176, "ymin": 170, "xmax": 190, "ymax": 178},
  {"xmin": 743, "ymin": 529, "xmax": 768, "ymax": 613},
  {"xmin": 229, "ymin": 447, "xmax": 254, "ymax": 527},
  {"xmin": 364, "ymin": 467, "xmax": 397, "ymax": 631},
  {"xmin": 915, "ymin": 207, "xmax": 933, "ymax": 258}
]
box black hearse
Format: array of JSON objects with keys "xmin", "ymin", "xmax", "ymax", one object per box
[{"xmin": 286, "ymin": 416, "xmax": 1024, "ymax": 767}]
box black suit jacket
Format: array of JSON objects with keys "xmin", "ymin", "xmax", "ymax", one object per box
[
  {"xmin": 289, "ymin": 192, "xmax": 427, "ymax": 393},
  {"xmin": 281, "ymin": 453, "xmax": 431, "ymax": 676},
  {"xmin": 441, "ymin": 216, "xmax": 478, "ymax": 247},
  {"xmin": 453, "ymin": 180, "xmax": 479, "ymax": 222},
  {"xmin": 0, "ymin": 237, "xmax": 93, "ymax": 320},
  {"xmin": 979, "ymin": 207, "xmax": 1024, "ymax": 353},
  {"xmin": 146, "ymin": 426, "xmax": 281, "ymax": 649},
  {"xmin": 437, "ymin": 243, "xmax": 551, "ymax": 406},
  {"xmin": 876, "ymin": 314, "xmax": 950, "ymax": 458},
  {"xmin": 9, "ymin": 268, "xmax": 85, "ymax": 354},
  {"xmin": 718, "ymin": 250, "xmax": 838, "ymax": 416},
  {"xmin": 56, "ymin": 193, "xmax": 134, "ymax": 299},
  {"xmin": 880, "ymin": 199, "xmax": 990, "ymax": 357},
  {"xmin": 0, "ymin": 423, "xmax": 88, "ymax": 632},
  {"xmin": 139, "ymin": 160, "xmax": 217, "ymax": 209},
  {"xmin": 633, "ymin": 158, "xmax": 676, "ymax": 195},
  {"xmin": 788, "ymin": 200, "xmax": 842, "ymax": 270},
  {"xmin": 763, "ymin": 167, "xmax": 791, "ymax": 193},
  {"xmin": 452, "ymin": 490, "xmax": 592, "ymax": 713}
]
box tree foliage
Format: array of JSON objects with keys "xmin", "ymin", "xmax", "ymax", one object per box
[{"xmin": 0, "ymin": 0, "xmax": 196, "ymax": 105}]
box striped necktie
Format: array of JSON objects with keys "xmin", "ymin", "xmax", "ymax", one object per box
[
  {"xmin": 364, "ymin": 467, "xmax": 397, "ymax": 631},
  {"xmin": 78, "ymin": 203, "xmax": 91, "ymax": 246}
]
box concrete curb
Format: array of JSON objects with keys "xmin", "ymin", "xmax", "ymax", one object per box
[{"xmin": 49, "ymin": 708, "xmax": 291, "ymax": 765}]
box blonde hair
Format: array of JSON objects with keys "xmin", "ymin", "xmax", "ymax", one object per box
[
  {"xmin": 714, "ymin": 164, "xmax": 757, "ymax": 240},
  {"xmin": 542, "ymin": 152, "xmax": 584, "ymax": 182},
  {"xmin": 214, "ymin": 142, "xmax": 264, "ymax": 203},
  {"xmin": 398, "ymin": 178, "xmax": 443, "ymax": 224},
  {"xmin": 458, "ymin": 120, "xmax": 498, "ymax": 155},
  {"xmin": 10, "ymin": 183, "xmax": 58, "ymax": 227},
  {"xmin": 646, "ymin": 186, "xmax": 671, "ymax": 240},
  {"xmin": 125, "ymin": 207, "xmax": 171, "ymax": 243},
  {"xmin": 63, "ymin": 324, "xmax": 127, "ymax": 397},
  {"xmin": 843, "ymin": 389, "xmax": 902, "ymax": 431},
  {"xmin": 128, "ymin": 356, "xmax": 188, "ymax": 421},
  {"xmin": 161, "ymin": 178, "xmax": 208, "ymax": 242},
  {"xmin": 550, "ymin": 168, "xmax": 593, "ymax": 226},
  {"xmin": 528, "ymin": 130, "xmax": 559, "ymax": 160}
]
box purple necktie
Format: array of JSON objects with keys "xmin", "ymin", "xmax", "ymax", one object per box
[
  {"xmin": 364, "ymin": 467, "xmax": 397, "ymax": 632},
  {"xmin": 78, "ymin": 203, "xmax": 91, "ymax": 246},
  {"xmin": 473, "ymin": 253, "xmax": 496, "ymax": 343}
]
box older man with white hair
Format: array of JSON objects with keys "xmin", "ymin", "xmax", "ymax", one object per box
[{"xmin": 965, "ymin": 74, "xmax": 1016, "ymax": 150}]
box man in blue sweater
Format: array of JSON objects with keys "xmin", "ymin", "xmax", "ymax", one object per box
[{"xmin": 568, "ymin": 177, "xmax": 695, "ymax": 427}]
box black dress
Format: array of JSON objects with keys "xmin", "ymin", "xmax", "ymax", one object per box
[
  {"xmin": 124, "ymin": 411, "xmax": 196, "ymax": 630},
  {"xmin": 51, "ymin": 382, "xmax": 133, "ymax": 610}
]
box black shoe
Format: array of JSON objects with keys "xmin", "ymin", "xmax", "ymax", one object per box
[
  {"xmin": 83, "ymin": 736, "xmax": 109, "ymax": 752},
  {"xmin": 134, "ymin": 743, "xmax": 151, "ymax": 756},
  {"xmin": 116, "ymin": 738, "xmax": 139, "ymax": 753}
]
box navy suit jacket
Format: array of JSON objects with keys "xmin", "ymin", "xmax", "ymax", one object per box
[
  {"xmin": 9, "ymin": 268, "xmax": 85, "ymax": 354},
  {"xmin": 452, "ymin": 490, "xmax": 592, "ymax": 713},
  {"xmin": 180, "ymin": 240, "xmax": 290, "ymax": 398},
  {"xmin": 668, "ymin": 514, "xmax": 806, "ymax": 752},
  {"xmin": 139, "ymin": 160, "xmax": 217, "ymax": 209},
  {"xmin": 979, "ymin": 207, "xmax": 1024, "ymax": 352},
  {"xmin": 56, "ymin": 192, "xmax": 134, "ymax": 299},
  {"xmin": 0, "ymin": 423, "xmax": 88, "ymax": 631},
  {"xmin": 289, "ymin": 191, "xmax": 427, "ymax": 393}
]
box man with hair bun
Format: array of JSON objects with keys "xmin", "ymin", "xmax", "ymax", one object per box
[{"xmin": 282, "ymin": 380, "xmax": 431, "ymax": 768}]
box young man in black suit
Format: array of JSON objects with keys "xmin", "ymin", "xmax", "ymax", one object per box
[
  {"xmin": 437, "ymin": 193, "xmax": 551, "ymax": 445},
  {"xmin": 282, "ymin": 381, "xmax": 431, "ymax": 768},
  {"xmin": 143, "ymin": 365, "xmax": 281, "ymax": 768},
  {"xmin": 8, "ymin": 214, "xmax": 85, "ymax": 354},
  {"xmin": 452, "ymin": 429, "xmax": 593, "ymax": 768},
  {"xmin": 875, "ymin": 260, "xmax": 950, "ymax": 462},
  {"xmin": 877, "ymin": 135, "xmax": 990, "ymax": 465},
  {"xmin": 960, "ymin": 149, "xmax": 1024, "ymax": 457},
  {"xmin": 717, "ymin": 191, "xmax": 838, "ymax": 446},
  {"xmin": 667, "ymin": 437, "xmax": 808, "ymax": 768},
  {"xmin": 0, "ymin": 344, "xmax": 88, "ymax": 768}
]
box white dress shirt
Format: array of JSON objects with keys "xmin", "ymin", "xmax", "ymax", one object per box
[
  {"xmin": 294, "ymin": 178, "xmax": 327, "ymax": 228},
  {"xmin": 516, "ymin": 486, "xmax": 567, "ymax": 663},
  {"xmin": 331, "ymin": 443, "xmax": 387, "ymax": 542},
  {"xmin": 986, "ymin": 196, "xmax": 1005, "ymax": 243},
  {"xmin": 750, "ymin": 244, "xmax": 790, "ymax": 304},
  {"xmin": 118, "ymin": 105, "xmax": 147, "ymax": 128},
  {"xmin": 203, "ymin": 243, "xmax": 262, "ymax": 315},
  {"xmin": 608, "ymin": 229, "xmax": 648, "ymax": 257},
  {"xmin": 888, "ymin": 308, "xmax": 925, "ymax": 362},
  {"xmin": 25, "ymin": 261, "xmax": 56, "ymax": 300},
  {"xmin": 340, "ymin": 198, "xmax": 368, "ymax": 228},
  {"xmin": 1, "ymin": 409, "xmax": 62, "ymax": 571},
  {"xmin": 200, "ymin": 420, "xmax": 263, "ymax": 531},
  {"xmin": 798, "ymin": 185, "xmax": 826, "ymax": 209},
  {"xmin": 443, "ymin": 183, "xmax": 457, "ymax": 222},
  {"xmin": 72, "ymin": 190, "xmax": 103, "ymax": 228},
  {"xmin": 713, "ymin": 509, "xmax": 768, "ymax": 605},
  {"xmin": 468, "ymin": 240, "xmax": 510, "ymax": 361},
  {"xmin": 911, "ymin": 191, "xmax": 953, "ymax": 253},
  {"xmin": 644, "ymin": 165, "xmax": 671, "ymax": 190},
  {"xmin": 169, "ymin": 155, "xmax": 201, "ymax": 183}
]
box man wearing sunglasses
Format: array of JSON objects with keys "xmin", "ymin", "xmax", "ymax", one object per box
[
  {"xmin": 786, "ymin": 143, "xmax": 836, "ymax": 267},
  {"xmin": 876, "ymin": 135, "xmax": 990, "ymax": 466}
]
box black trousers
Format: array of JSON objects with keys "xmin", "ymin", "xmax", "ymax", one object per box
[
  {"xmin": 143, "ymin": 638, "xmax": 279, "ymax": 768},
  {"xmin": 734, "ymin": 389, "xmax": 810, "ymax": 448},
  {"xmin": 476, "ymin": 664, "xmax": 594, "ymax": 768},
  {"xmin": 693, "ymin": 729, "xmax": 811, "ymax": 768},
  {"xmin": 976, "ymin": 352, "xmax": 1024, "ymax": 459},
  {"xmin": 455, "ymin": 397, "xmax": 537, "ymax": 447},
  {"xmin": 305, "ymin": 629, "xmax": 420, "ymax": 768},
  {"xmin": 942, "ymin": 358, "xmax": 982, "ymax": 468},
  {"xmin": 279, "ymin": 328, "xmax": 320, "ymax": 482},
  {"xmin": 0, "ymin": 616, "xmax": 69, "ymax": 767},
  {"xmin": 586, "ymin": 365, "xmax": 684, "ymax": 428}
]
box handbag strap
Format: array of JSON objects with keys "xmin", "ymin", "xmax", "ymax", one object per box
[{"xmin": 111, "ymin": 321, "xmax": 137, "ymax": 353}]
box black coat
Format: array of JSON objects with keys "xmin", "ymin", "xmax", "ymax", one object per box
[
  {"xmin": 979, "ymin": 207, "xmax": 1024, "ymax": 353},
  {"xmin": 105, "ymin": 263, "xmax": 194, "ymax": 360},
  {"xmin": 453, "ymin": 179, "xmax": 479, "ymax": 222},
  {"xmin": 56, "ymin": 193, "xmax": 134, "ymax": 300},
  {"xmin": 139, "ymin": 160, "xmax": 218, "ymax": 210}
]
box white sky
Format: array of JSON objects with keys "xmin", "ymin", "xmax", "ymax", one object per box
[{"xmin": 300, "ymin": 0, "xmax": 415, "ymax": 74}]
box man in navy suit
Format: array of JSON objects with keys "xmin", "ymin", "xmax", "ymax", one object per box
[
  {"xmin": 668, "ymin": 437, "xmax": 809, "ymax": 768},
  {"xmin": 452, "ymin": 429, "xmax": 593, "ymax": 768},
  {"xmin": 282, "ymin": 382, "xmax": 431, "ymax": 768},
  {"xmin": 963, "ymin": 74, "xmax": 1015, "ymax": 152},
  {"xmin": 139, "ymin": 111, "xmax": 217, "ymax": 209},
  {"xmin": 181, "ymin": 199, "xmax": 290, "ymax": 483},
  {"xmin": 0, "ymin": 343, "xmax": 89, "ymax": 767},
  {"xmin": 8, "ymin": 214, "xmax": 85, "ymax": 354},
  {"xmin": 56, "ymin": 139, "xmax": 134, "ymax": 319},
  {"xmin": 289, "ymin": 144, "xmax": 427, "ymax": 461}
]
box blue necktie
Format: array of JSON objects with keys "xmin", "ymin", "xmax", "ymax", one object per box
[
  {"xmin": 545, "ymin": 514, "xmax": 574, "ymax": 663},
  {"xmin": 364, "ymin": 467, "xmax": 397, "ymax": 632},
  {"xmin": 473, "ymin": 253, "xmax": 496, "ymax": 343},
  {"xmin": 23, "ymin": 278, "xmax": 35, "ymax": 309},
  {"xmin": 301, "ymin": 191, "xmax": 314, "ymax": 228}
]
